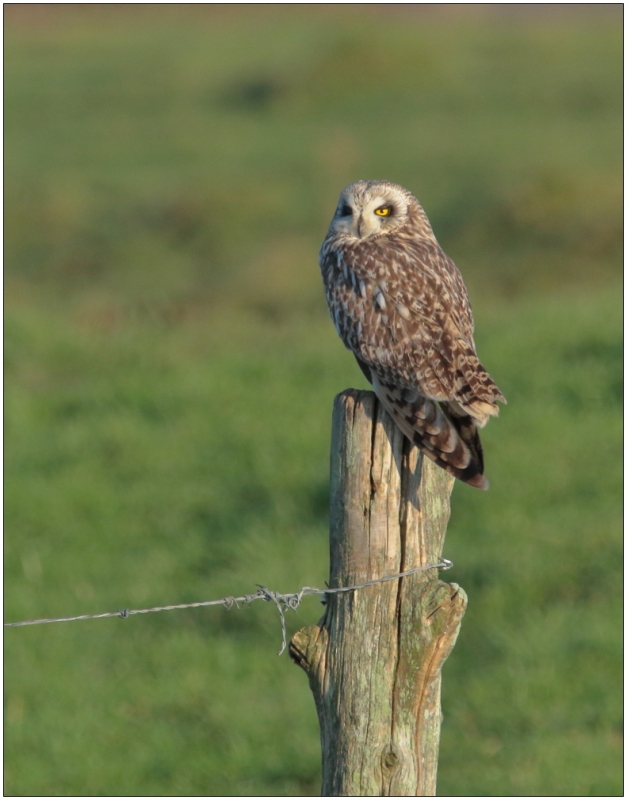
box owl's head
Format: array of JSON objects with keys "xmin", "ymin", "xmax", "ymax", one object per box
[{"xmin": 327, "ymin": 180, "xmax": 425, "ymax": 241}]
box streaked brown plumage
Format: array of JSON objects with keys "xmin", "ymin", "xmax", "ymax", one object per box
[{"xmin": 319, "ymin": 180, "xmax": 505, "ymax": 489}]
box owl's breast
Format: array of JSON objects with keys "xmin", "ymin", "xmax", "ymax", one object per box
[
  {"xmin": 320, "ymin": 240, "xmax": 410, "ymax": 369},
  {"xmin": 322, "ymin": 260, "xmax": 364, "ymax": 348}
]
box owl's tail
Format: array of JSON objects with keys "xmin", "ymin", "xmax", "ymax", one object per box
[{"xmin": 371, "ymin": 377, "xmax": 489, "ymax": 490}]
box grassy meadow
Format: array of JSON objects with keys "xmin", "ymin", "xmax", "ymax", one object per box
[{"xmin": 4, "ymin": 6, "xmax": 622, "ymax": 796}]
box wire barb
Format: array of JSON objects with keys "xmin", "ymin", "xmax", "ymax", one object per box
[{"xmin": 4, "ymin": 558, "xmax": 453, "ymax": 651}]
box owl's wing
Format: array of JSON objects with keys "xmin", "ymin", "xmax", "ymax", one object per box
[
  {"xmin": 366, "ymin": 239, "xmax": 505, "ymax": 422},
  {"xmin": 354, "ymin": 353, "xmax": 488, "ymax": 488},
  {"xmin": 366, "ymin": 240, "xmax": 474, "ymax": 341},
  {"xmin": 374, "ymin": 373, "xmax": 489, "ymax": 489}
]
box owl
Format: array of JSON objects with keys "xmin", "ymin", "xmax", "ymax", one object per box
[{"xmin": 319, "ymin": 180, "xmax": 505, "ymax": 489}]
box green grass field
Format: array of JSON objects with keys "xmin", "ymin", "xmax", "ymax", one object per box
[{"xmin": 4, "ymin": 6, "xmax": 622, "ymax": 796}]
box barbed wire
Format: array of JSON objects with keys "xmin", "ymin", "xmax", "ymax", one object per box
[{"xmin": 4, "ymin": 558, "xmax": 453, "ymax": 654}]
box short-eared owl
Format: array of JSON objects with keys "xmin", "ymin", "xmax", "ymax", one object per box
[{"xmin": 319, "ymin": 180, "xmax": 505, "ymax": 489}]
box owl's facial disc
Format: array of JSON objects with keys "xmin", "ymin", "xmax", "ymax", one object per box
[{"xmin": 331, "ymin": 182, "xmax": 411, "ymax": 240}]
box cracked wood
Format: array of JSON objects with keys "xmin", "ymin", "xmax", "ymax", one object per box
[{"xmin": 290, "ymin": 390, "xmax": 466, "ymax": 796}]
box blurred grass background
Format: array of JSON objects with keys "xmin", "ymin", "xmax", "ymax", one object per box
[{"xmin": 4, "ymin": 4, "xmax": 622, "ymax": 796}]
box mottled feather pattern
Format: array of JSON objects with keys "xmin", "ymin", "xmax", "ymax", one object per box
[{"xmin": 320, "ymin": 180, "xmax": 505, "ymax": 489}]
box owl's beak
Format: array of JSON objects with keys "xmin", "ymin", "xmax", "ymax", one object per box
[{"xmin": 355, "ymin": 213, "xmax": 378, "ymax": 239}]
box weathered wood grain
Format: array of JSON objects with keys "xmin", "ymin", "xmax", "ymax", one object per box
[{"xmin": 290, "ymin": 390, "xmax": 466, "ymax": 796}]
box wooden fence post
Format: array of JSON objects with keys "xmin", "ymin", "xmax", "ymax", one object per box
[{"xmin": 290, "ymin": 389, "xmax": 467, "ymax": 796}]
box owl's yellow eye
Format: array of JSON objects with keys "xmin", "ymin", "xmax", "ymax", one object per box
[{"xmin": 374, "ymin": 206, "xmax": 391, "ymax": 217}]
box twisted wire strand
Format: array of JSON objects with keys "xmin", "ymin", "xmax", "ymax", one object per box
[{"xmin": 5, "ymin": 558, "xmax": 453, "ymax": 654}]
